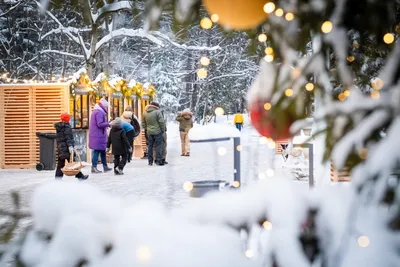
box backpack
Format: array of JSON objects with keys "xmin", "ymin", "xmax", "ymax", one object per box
[{"xmin": 131, "ymin": 116, "xmax": 141, "ymax": 138}]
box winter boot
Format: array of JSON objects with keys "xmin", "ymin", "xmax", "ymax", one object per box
[
  {"xmin": 162, "ymin": 159, "xmax": 168, "ymax": 165},
  {"xmin": 148, "ymin": 162, "xmax": 153, "ymax": 166},
  {"xmin": 103, "ymin": 165, "xmax": 112, "ymax": 172},
  {"xmin": 185, "ymin": 153, "xmax": 190, "ymax": 157},
  {"xmin": 114, "ymin": 167, "xmax": 123, "ymax": 175},
  {"xmin": 77, "ymin": 175, "xmax": 89, "ymax": 180},
  {"xmin": 91, "ymin": 167, "xmax": 102, "ymax": 174},
  {"xmin": 155, "ymin": 161, "xmax": 164, "ymax": 166}
]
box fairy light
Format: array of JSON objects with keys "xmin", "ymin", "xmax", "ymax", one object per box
[
  {"xmin": 232, "ymin": 181, "xmax": 240, "ymax": 188},
  {"xmin": 285, "ymin": 12, "xmax": 294, "ymax": 21},
  {"xmin": 267, "ymin": 139, "xmax": 276, "ymax": 149},
  {"xmin": 200, "ymin": 17, "xmax": 212, "ymax": 29},
  {"xmin": 262, "ymin": 220, "xmax": 272, "ymax": 230},
  {"xmin": 200, "ymin": 56, "xmax": 210, "ymax": 66},
  {"xmin": 343, "ymin": 90, "xmax": 350, "ymax": 97},
  {"xmin": 347, "ymin": 55, "xmax": 355, "ymax": 62},
  {"xmin": 264, "ymin": 102, "xmax": 272, "ymax": 110},
  {"xmin": 197, "ymin": 68, "xmax": 208, "ymax": 79},
  {"xmin": 275, "ymin": 8, "xmax": 284, "ymax": 17},
  {"xmin": 263, "ymin": 2, "xmax": 276, "ymax": 14},
  {"xmin": 264, "ymin": 54, "xmax": 274, "ymax": 62},
  {"xmin": 305, "ymin": 83, "xmax": 314, "ymax": 91},
  {"xmin": 183, "ymin": 181, "xmax": 194, "ymax": 192},
  {"xmin": 245, "ymin": 249, "xmax": 254, "ymax": 258},
  {"xmin": 266, "ymin": 168, "xmax": 275, "ymax": 177},
  {"xmin": 13, "ymin": 79, "xmax": 17, "ymax": 83},
  {"xmin": 211, "ymin": 14, "xmax": 219, "ymax": 23},
  {"xmin": 371, "ymin": 78, "xmax": 384, "ymax": 90},
  {"xmin": 321, "ymin": 21, "xmax": 333, "ymax": 33},
  {"xmin": 264, "ymin": 47, "xmax": 274, "ymax": 55},
  {"xmin": 2, "ymin": 73, "xmax": 7, "ymax": 78},
  {"xmin": 236, "ymin": 145, "xmax": 242, "ymax": 151},
  {"xmin": 6, "ymin": 78, "xmax": 11, "ymax": 82},
  {"xmin": 217, "ymin": 147, "xmax": 227, "ymax": 156},
  {"xmin": 338, "ymin": 93, "xmax": 346, "ymax": 101},
  {"xmin": 371, "ymin": 90, "xmax": 380, "ymax": 100},
  {"xmin": 136, "ymin": 246, "xmax": 151, "ymax": 262},
  {"xmin": 285, "ymin": 88, "xmax": 293, "ymax": 97},
  {"xmin": 215, "ymin": 107, "xmax": 224, "ymax": 116},
  {"xmin": 258, "ymin": 33, "xmax": 267, "ymax": 42},
  {"xmin": 357, "ymin": 236, "xmax": 370, "ymax": 248},
  {"xmin": 383, "ymin": 33, "xmax": 395, "ymax": 44}
]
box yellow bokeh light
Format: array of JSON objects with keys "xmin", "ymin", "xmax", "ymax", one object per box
[
  {"xmin": 236, "ymin": 145, "xmax": 242, "ymax": 151},
  {"xmin": 347, "ymin": 55, "xmax": 355, "ymax": 62},
  {"xmin": 343, "ymin": 90, "xmax": 350, "ymax": 97},
  {"xmin": 258, "ymin": 33, "xmax": 267, "ymax": 42},
  {"xmin": 218, "ymin": 147, "xmax": 227, "ymax": 156},
  {"xmin": 197, "ymin": 68, "xmax": 208, "ymax": 79},
  {"xmin": 264, "ymin": 102, "xmax": 272, "ymax": 110},
  {"xmin": 305, "ymin": 83, "xmax": 314, "ymax": 91},
  {"xmin": 371, "ymin": 90, "xmax": 380, "ymax": 100},
  {"xmin": 211, "ymin": 14, "xmax": 219, "ymax": 23},
  {"xmin": 338, "ymin": 93, "xmax": 346, "ymax": 101},
  {"xmin": 267, "ymin": 139, "xmax": 276, "ymax": 149},
  {"xmin": 371, "ymin": 78, "xmax": 384, "ymax": 90},
  {"xmin": 183, "ymin": 181, "xmax": 194, "ymax": 192},
  {"xmin": 357, "ymin": 236, "xmax": 370, "ymax": 248},
  {"xmin": 245, "ymin": 249, "xmax": 254, "ymax": 258},
  {"xmin": 232, "ymin": 181, "xmax": 240, "ymax": 188},
  {"xmin": 215, "ymin": 107, "xmax": 224, "ymax": 116},
  {"xmin": 321, "ymin": 21, "xmax": 333, "ymax": 33},
  {"xmin": 383, "ymin": 33, "xmax": 395, "ymax": 44},
  {"xmin": 200, "ymin": 17, "xmax": 212, "ymax": 29},
  {"xmin": 263, "ymin": 2, "xmax": 276, "ymax": 14},
  {"xmin": 285, "ymin": 12, "xmax": 294, "ymax": 21},
  {"xmin": 266, "ymin": 168, "xmax": 275, "ymax": 177},
  {"xmin": 259, "ymin": 137, "xmax": 268, "ymax": 144},
  {"xmin": 200, "ymin": 56, "xmax": 210, "ymax": 66},
  {"xmin": 136, "ymin": 246, "xmax": 151, "ymax": 262},
  {"xmin": 264, "ymin": 47, "xmax": 274, "ymax": 55},
  {"xmin": 264, "ymin": 54, "xmax": 274, "ymax": 62},
  {"xmin": 285, "ymin": 88, "xmax": 293, "ymax": 97},
  {"xmin": 262, "ymin": 220, "xmax": 272, "ymax": 230},
  {"xmin": 275, "ymin": 8, "xmax": 284, "ymax": 17}
]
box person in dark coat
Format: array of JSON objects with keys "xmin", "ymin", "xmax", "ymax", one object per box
[
  {"xmin": 107, "ymin": 118, "xmax": 132, "ymax": 175},
  {"xmin": 54, "ymin": 113, "xmax": 88, "ymax": 180}
]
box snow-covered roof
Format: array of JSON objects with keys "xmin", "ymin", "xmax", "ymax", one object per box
[{"xmin": 189, "ymin": 124, "xmax": 240, "ymax": 142}]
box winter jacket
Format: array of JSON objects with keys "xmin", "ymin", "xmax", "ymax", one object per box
[
  {"xmin": 233, "ymin": 113, "xmax": 244, "ymax": 124},
  {"xmin": 176, "ymin": 112, "xmax": 193, "ymax": 132},
  {"xmin": 107, "ymin": 124, "xmax": 131, "ymax": 155},
  {"xmin": 54, "ymin": 122, "xmax": 74, "ymax": 160},
  {"xmin": 122, "ymin": 121, "xmax": 134, "ymax": 133},
  {"xmin": 141, "ymin": 105, "xmax": 166, "ymax": 136},
  {"xmin": 89, "ymin": 103, "xmax": 110, "ymax": 150}
]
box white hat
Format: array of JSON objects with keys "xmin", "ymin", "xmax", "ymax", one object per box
[
  {"xmin": 99, "ymin": 98, "xmax": 109, "ymax": 108},
  {"xmin": 183, "ymin": 108, "xmax": 190, "ymax": 113}
]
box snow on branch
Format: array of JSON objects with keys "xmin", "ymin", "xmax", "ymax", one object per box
[
  {"xmin": 152, "ymin": 32, "xmax": 221, "ymax": 51},
  {"xmin": 95, "ymin": 28, "xmax": 163, "ymax": 52},
  {"xmin": 0, "ymin": 0, "xmax": 23, "ymax": 18},
  {"xmin": 40, "ymin": 50, "xmax": 85, "ymax": 59},
  {"xmin": 93, "ymin": 1, "xmax": 132, "ymax": 25}
]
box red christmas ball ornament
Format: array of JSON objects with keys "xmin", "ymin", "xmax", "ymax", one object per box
[{"xmin": 249, "ymin": 99, "xmax": 296, "ymax": 140}]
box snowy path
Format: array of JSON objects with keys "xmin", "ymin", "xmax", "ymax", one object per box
[{"xmin": 0, "ymin": 124, "xmax": 309, "ymax": 214}]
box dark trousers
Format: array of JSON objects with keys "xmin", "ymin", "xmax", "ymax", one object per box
[
  {"xmin": 235, "ymin": 123, "xmax": 243, "ymax": 131},
  {"xmin": 55, "ymin": 156, "xmax": 84, "ymax": 178},
  {"xmin": 92, "ymin": 150, "xmax": 107, "ymax": 167},
  {"xmin": 148, "ymin": 132, "xmax": 163, "ymax": 164},
  {"xmin": 114, "ymin": 154, "xmax": 127, "ymax": 171},
  {"xmin": 126, "ymin": 130, "xmax": 134, "ymax": 162}
]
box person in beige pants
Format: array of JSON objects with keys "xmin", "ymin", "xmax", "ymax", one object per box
[{"xmin": 176, "ymin": 108, "xmax": 193, "ymax": 156}]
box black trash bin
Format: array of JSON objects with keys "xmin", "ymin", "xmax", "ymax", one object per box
[{"xmin": 36, "ymin": 132, "xmax": 57, "ymax": 171}]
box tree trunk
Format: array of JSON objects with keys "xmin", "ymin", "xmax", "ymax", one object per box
[
  {"xmin": 202, "ymin": 89, "xmax": 209, "ymax": 125},
  {"xmin": 87, "ymin": 24, "xmax": 98, "ymax": 79}
]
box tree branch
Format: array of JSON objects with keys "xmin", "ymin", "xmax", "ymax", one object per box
[
  {"xmin": 93, "ymin": 1, "xmax": 132, "ymax": 25},
  {"xmin": 41, "ymin": 50, "xmax": 85, "ymax": 59},
  {"xmin": 152, "ymin": 31, "xmax": 221, "ymax": 51},
  {"xmin": 0, "ymin": 0, "xmax": 23, "ymax": 18}
]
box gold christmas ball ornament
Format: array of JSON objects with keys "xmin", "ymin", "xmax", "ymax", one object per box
[{"xmin": 203, "ymin": 0, "xmax": 267, "ymax": 30}]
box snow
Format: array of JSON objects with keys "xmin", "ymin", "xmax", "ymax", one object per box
[
  {"xmin": 94, "ymin": 72, "xmax": 107, "ymax": 83},
  {"xmin": 189, "ymin": 123, "xmax": 241, "ymax": 141},
  {"xmin": 93, "ymin": 1, "xmax": 132, "ymax": 24},
  {"xmin": 127, "ymin": 79, "xmax": 137, "ymax": 88}
]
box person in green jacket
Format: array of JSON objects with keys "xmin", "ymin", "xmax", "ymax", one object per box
[{"xmin": 141, "ymin": 101, "xmax": 166, "ymax": 166}]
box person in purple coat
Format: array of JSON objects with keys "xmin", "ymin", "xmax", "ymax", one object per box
[{"xmin": 89, "ymin": 98, "xmax": 112, "ymax": 173}]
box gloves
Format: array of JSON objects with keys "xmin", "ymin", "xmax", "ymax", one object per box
[
  {"xmin": 68, "ymin": 146, "xmax": 74, "ymax": 154},
  {"xmin": 128, "ymin": 147, "xmax": 133, "ymax": 153}
]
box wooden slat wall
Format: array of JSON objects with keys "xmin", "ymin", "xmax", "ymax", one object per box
[
  {"xmin": 275, "ymin": 139, "xmax": 289, "ymax": 154},
  {"xmin": 0, "ymin": 84, "xmax": 69, "ymax": 169},
  {"xmin": 330, "ymin": 162, "xmax": 351, "ymax": 182}
]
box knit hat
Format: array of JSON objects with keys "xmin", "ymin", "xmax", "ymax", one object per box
[
  {"xmin": 183, "ymin": 108, "xmax": 191, "ymax": 113},
  {"xmin": 112, "ymin": 117, "xmax": 122, "ymax": 128},
  {"xmin": 60, "ymin": 113, "xmax": 70, "ymax": 123},
  {"xmin": 151, "ymin": 101, "xmax": 160, "ymax": 108},
  {"xmin": 99, "ymin": 98, "xmax": 109, "ymax": 108}
]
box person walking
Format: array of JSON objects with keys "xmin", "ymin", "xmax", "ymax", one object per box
[
  {"xmin": 176, "ymin": 108, "xmax": 193, "ymax": 157},
  {"xmin": 153, "ymin": 106, "xmax": 168, "ymax": 165},
  {"xmin": 89, "ymin": 98, "xmax": 112, "ymax": 173},
  {"xmin": 107, "ymin": 118, "xmax": 132, "ymax": 175},
  {"xmin": 121, "ymin": 120, "xmax": 134, "ymax": 162},
  {"xmin": 141, "ymin": 101, "xmax": 166, "ymax": 166},
  {"xmin": 122, "ymin": 106, "xmax": 140, "ymax": 161},
  {"xmin": 54, "ymin": 113, "xmax": 88, "ymax": 180},
  {"xmin": 233, "ymin": 111, "xmax": 244, "ymax": 131}
]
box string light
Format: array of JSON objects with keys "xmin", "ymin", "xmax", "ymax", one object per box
[
  {"xmin": 232, "ymin": 181, "xmax": 240, "ymax": 188},
  {"xmin": 264, "ymin": 102, "xmax": 272, "ymax": 110},
  {"xmin": 338, "ymin": 93, "xmax": 346, "ymax": 101},
  {"xmin": 371, "ymin": 90, "xmax": 380, "ymax": 100},
  {"xmin": 13, "ymin": 79, "xmax": 17, "ymax": 83},
  {"xmin": 200, "ymin": 17, "xmax": 212, "ymax": 29},
  {"xmin": 321, "ymin": 21, "xmax": 333, "ymax": 33},
  {"xmin": 305, "ymin": 83, "xmax": 314, "ymax": 91},
  {"xmin": 2, "ymin": 73, "xmax": 7, "ymax": 78},
  {"xmin": 264, "ymin": 54, "xmax": 274, "ymax": 62},
  {"xmin": 217, "ymin": 147, "xmax": 227, "ymax": 156},
  {"xmin": 347, "ymin": 55, "xmax": 355, "ymax": 62},
  {"xmin": 258, "ymin": 33, "xmax": 267, "ymax": 42},
  {"xmin": 285, "ymin": 88, "xmax": 293, "ymax": 97},
  {"xmin": 357, "ymin": 236, "xmax": 370, "ymax": 248},
  {"xmin": 343, "ymin": 90, "xmax": 350, "ymax": 97},
  {"xmin": 236, "ymin": 145, "xmax": 242, "ymax": 151},
  {"xmin": 383, "ymin": 33, "xmax": 395, "ymax": 44},
  {"xmin": 371, "ymin": 78, "xmax": 384, "ymax": 90},
  {"xmin": 262, "ymin": 220, "xmax": 273, "ymax": 230},
  {"xmin": 275, "ymin": 8, "xmax": 284, "ymax": 17},
  {"xmin": 211, "ymin": 14, "xmax": 219, "ymax": 23},
  {"xmin": 183, "ymin": 181, "xmax": 194, "ymax": 192},
  {"xmin": 200, "ymin": 56, "xmax": 210, "ymax": 66},
  {"xmin": 263, "ymin": 2, "xmax": 276, "ymax": 14},
  {"xmin": 197, "ymin": 68, "xmax": 208, "ymax": 79},
  {"xmin": 285, "ymin": 12, "xmax": 294, "ymax": 21},
  {"xmin": 264, "ymin": 47, "xmax": 274, "ymax": 55},
  {"xmin": 215, "ymin": 107, "xmax": 224, "ymax": 116}
]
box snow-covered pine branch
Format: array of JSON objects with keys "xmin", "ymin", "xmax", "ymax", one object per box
[
  {"xmin": 40, "ymin": 50, "xmax": 85, "ymax": 59},
  {"xmin": 152, "ymin": 31, "xmax": 221, "ymax": 51}
]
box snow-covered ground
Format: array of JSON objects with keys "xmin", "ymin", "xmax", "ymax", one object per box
[{"xmin": 0, "ymin": 121, "xmax": 309, "ymax": 214}]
